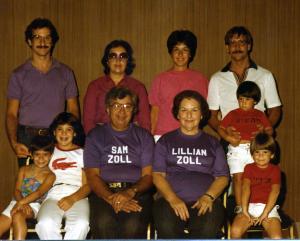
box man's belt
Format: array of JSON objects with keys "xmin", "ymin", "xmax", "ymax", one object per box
[
  {"xmin": 107, "ymin": 182, "xmax": 133, "ymax": 189},
  {"xmin": 19, "ymin": 125, "xmax": 50, "ymax": 136}
]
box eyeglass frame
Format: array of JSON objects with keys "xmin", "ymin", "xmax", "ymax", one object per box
[
  {"xmin": 108, "ymin": 52, "xmax": 128, "ymax": 62},
  {"xmin": 31, "ymin": 34, "xmax": 52, "ymax": 43},
  {"xmin": 109, "ymin": 102, "xmax": 134, "ymax": 112}
]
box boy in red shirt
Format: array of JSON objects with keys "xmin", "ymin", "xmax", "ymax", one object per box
[
  {"xmin": 230, "ymin": 132, "xmax": 281, "ymax": 239},
  {"xmin": 218, "ymin": 81, "xmax": 272, "ymax": 211}
]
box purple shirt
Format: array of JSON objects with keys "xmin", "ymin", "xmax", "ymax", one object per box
[
  {"xmin": 153, "ymin": 129, "xmax": 229, "ymax": 203},
  {"xmin": 7, "ymin": 59, "xmax": 78, "ymax": 128},
  {"xmin": 84, "ymin": 123, "xmax": 154, "ymax": 183},
  {"xmin": 83, "ymin": 75, "xmax": 151, "ymax": 134}
]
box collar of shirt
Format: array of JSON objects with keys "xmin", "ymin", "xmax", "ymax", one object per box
[
  {"xmin": 221, "ymin": 59, "xmax": 257, "ymax": 72},
  {"xmin": 24, "ymin": 58, "xmax": 60, "ymax": 71}
]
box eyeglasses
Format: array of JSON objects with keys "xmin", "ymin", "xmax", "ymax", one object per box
[
  {"xmin": 32, "ymin": 34, "xmax": 52, "ymax": 43},
  {"xmin": 108, "ymin": 52, "xmax": 128, "ymax": 62},
  {"xmin": 110, "ymin": 103, "xmax": 133, "ymax": 111},
  {"xmin": 228, "ymin": 39, "xmax": 248, "ymax": 47}
]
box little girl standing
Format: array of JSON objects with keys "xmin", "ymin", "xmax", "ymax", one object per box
[
  {"xmin": 35, "ymin": 112, "xmax": 90, "ymax": 240},
  {"xmin": 0, "ymin": 136, "xmax": 55, "ymax": 240}
]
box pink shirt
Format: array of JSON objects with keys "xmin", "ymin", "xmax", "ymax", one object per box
[
  {"xmin": 83, "ymin": 75, "xmax": 150, "ymax": 134},
  {"xmin": 149, "ymin": 69, "xmax": 208, "ymax": 135}
]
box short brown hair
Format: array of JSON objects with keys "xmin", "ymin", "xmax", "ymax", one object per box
[{"xmin": 250, "ymin": 132, "xmax": 276, "ymax": 155}]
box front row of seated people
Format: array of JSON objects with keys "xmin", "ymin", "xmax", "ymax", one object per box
[{"xmin": 1, "ymin": 87, "xmax": 282, "ymax": 239}]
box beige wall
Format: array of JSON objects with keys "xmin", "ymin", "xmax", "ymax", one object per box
[{"xmin": 1, "ymin": 0, "xmax": 299, "ymax": 224}]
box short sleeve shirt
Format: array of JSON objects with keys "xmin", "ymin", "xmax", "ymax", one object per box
[
  {"xmin": 149, "ymin": 69, "xmax": 208, "ymax": 135},
  {"xmin": 84, "ymin": 123, "xmax": 154, "ymax": 183},
  {"xmin": 220, "ymin": 108, "xmax": 272, "ymax": 140},
  {"xmin": 153, "ymin": 129, "xmax": 229, "ymax": 202},
  {"xmin": 207, "ymin": 63, "xmax": 281, "ymax": 119},
  {"xmin": 243, "ymin": 163, "xmax": 281, "ymax": 203},
  {"xmin": 7, "ymin": 59, "xmax": 78, "ymax": 127}
]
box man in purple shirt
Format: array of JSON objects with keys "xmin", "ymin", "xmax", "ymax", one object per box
[
  {"xmin": 84, "ymin": 87, "xmax": 154, "ymax": 239},
  {"xmin": 6, "ymin": 18, "xmax": 79, "ymax": 167}
]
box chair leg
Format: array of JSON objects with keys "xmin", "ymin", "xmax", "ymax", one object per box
[
  {"xmin": 9, "ymin": 227, "xmax": 13, "ymax": 240},
  {"xmin": 290, "ymin": 225, "xmax": 294, "ymax": 239},
  {"xmin": 227, "ymin": 221, "xmax": 231, "ymax": 239},
  {"xmin": 147, "ymin": 223, "xmax": 151, "ymax": 240}
]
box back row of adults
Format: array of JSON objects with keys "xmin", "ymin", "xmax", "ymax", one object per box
[{"xmin": 5, "ymin": 17, "xmax": 281, "ymax": 168}]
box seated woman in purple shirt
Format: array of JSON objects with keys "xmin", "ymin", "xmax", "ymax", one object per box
[
  {"xmin": 84, "ymin": 87, "xmax": 154, "ymax": 239},
  {"xmin": 83, "ymin": 40, "xmax": 150, "ymax": 134},
  {"xmin": 153, "ymin": 90, "xmax": 229, "ymax": 239}
]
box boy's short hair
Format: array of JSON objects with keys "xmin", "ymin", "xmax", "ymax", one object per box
[
  {"xmin": 236, "ymin": 81, "xmax": 261, "ymax": 103},
  {"xmin": 250, "ymin": 132, "xmax": 276, "ymax": 155},
  {"xmin": 29, "ymin": 135, "xmax": 54, "ymax": 154}
]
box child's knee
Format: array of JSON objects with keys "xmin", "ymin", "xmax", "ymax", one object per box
[{"xmin": 230, "ymin": 224, "xmax": 244, "ymax": 238}]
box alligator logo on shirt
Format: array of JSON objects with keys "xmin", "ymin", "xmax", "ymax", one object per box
[{"xmin": 52, "ymin": 157, "xmax": 77, "ymax": 170}]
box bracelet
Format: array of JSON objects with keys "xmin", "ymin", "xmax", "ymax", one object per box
[{"xmin": 204, "ymin": 193, "xmax": 215, "ymax": 201}]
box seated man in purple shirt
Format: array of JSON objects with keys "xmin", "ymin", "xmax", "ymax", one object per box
[
  {"xmin": 84, "ymin": 87, "xmax": 154, "ymax": 239},
  {"xmin": 6, "ymin": 18, "xmax": 79, "ymax": 167},
  {"xmin": 153, "ymin": 90, "xmax": 229, "ymax": 239}
]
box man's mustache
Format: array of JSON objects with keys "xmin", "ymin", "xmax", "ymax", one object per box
[
  {"xmin": 232, "ymin": 50, "xmax": 243, "ymax": 54},
  {"xmin": 37, "ymin": 46, "xmax": 50, "ymax": 49}
]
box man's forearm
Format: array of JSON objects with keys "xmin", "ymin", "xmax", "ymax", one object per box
[
  {"xmin": 267, "ymin": 106, "xmax": 282, "ymax": 127},
  {"xmin": 6, "ymin": 114, "xmax": 18, "ymax": 148},
  {"xmin": 208, "ymin": 110, "xmax": 221, "ymax": 132}
]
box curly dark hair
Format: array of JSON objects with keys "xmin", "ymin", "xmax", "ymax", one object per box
[
  {"xmin": 224, "ymin": 26, "xmax": 253, "ymax": 52},
  {"xmin": 25, "ymin": 18, "xmax": 59, "ymax": 49},
  {"xmin": 105, "ymin": 87, "xmax": 138, "ymax": 115},
  {"xmin": 49, "ymin": 112, "xmax": 85, "ymax": 147},
  {"xmin": 29, "ymin": 135, "xmax": 54, "ymax": 154},
  {"xmin": 236, "ymin": 81, "xmax": 261, "ymax": 103},
  {"xmin": 172, "ymin": 90, "xmax": 210, "ymax": 129},
  {"xmin": 101, "ymin": 40, "xmax": 135, "ymax": 75},
  {"xmin": 167, "ymin": 30, "xmax": 197, "ymax": 65}
]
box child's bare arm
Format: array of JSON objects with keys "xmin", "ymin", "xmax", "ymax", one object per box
[
  {"xmin": 241, "ymin": 178, "xmax": 251, "ymax": 219},
  {"xmin": 18, "ymin": 172, "xmax": 56, "ymax": 206},
  {"xmin": 218, "ymin": 126, "xmax": 240, "ymax": 146},
  {"xmin": 57, "ymin": 169, "xmax": 91, "ymax": 211},
  {"xmin": 256, "ymin": 183, "xmax": 280, "ymax": 225},
  {"xmin": 14, "ymin": 166, "xmax": 26, "ymax": 201}
]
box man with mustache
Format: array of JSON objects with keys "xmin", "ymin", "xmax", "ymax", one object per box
[
  {"xmin": 207, "ymin": 26, "xmax": 281, "ymax": 138},
  {"xmin": 207, "ymin": 26, "xmax": 282, "ymax": 227},
  {"xmin": 6, "ymin": 18, "xmax": 79, "ymax": 167}
]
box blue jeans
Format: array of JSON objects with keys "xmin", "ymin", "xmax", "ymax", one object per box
[{"xmin": 153, "ymin": 197, "xmax": 225, "ymax": 239}]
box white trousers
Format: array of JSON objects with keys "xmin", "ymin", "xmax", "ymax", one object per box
[{"xmin": 35, "ymin": 198, "xmax": 90, "ymax": 240}]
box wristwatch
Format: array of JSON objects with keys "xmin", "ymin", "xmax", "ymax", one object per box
[{"xmin": 234, "ymin": 205, "xmax": 243, "ymax": 214}]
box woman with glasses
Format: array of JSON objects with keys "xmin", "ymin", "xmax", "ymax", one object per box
[
  {"xmin": 152, "ymin": 90, "xmax": 229, "ymax": 239},
  {"xmin": 83, "ymin": 40, "xmax": 150, "ymax": 134},
  {"xmin": 84, "ymin": 87, "xmax": 154, "ymax": 239}
]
